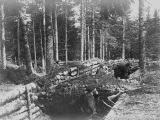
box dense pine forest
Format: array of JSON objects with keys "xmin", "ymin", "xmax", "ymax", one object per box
[
  {"xmin": 0, "ymin": 0, "xmax": 160, "ymax": 120},
  {"xmin": 0, "ymin": 0, "xmax": 160, "ymax": 74}
]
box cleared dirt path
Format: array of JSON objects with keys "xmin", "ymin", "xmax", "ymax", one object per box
[{"xmin": 105, "ymin": 92, "xmax": 160, "ymax": 120}]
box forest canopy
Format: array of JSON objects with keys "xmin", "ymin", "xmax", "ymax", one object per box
[{"xmin": 0, "ymin": 0, "xmax": 160, "ymax": 74}]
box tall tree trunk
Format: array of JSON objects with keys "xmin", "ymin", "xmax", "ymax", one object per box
[
  {"xmin": 20, "ymin": 12, "xmax": 33, "ymax": 75},
  {"xmin": 39, "ymin": 22, "xmax": 45, "ymax": 72},
  {"xmin": 102, "ymin": 31, "xmax": 105, "ymax": 60},
  {"xmin": 87, "ymin": 26, "xmax": 90, "ymax": 59},
  {"xmin": 0, "ymin": 16, "xmax": 2, "ymax": 63},
  {"xmin": 42, "ymin": 0, "xmax": 46, "ymax": 70},
  {"xmin": 84, "ymin": 30, "xmax": 86, "ymax": 61},
  {"xmin": 107, "ymin": 38, "xmax": 110, "ymax": 60},
  {"xmin": 105, "ymin": 42, "xmax": 107, "ymax": 60},
  {"xmin": 100, "ymin": 29, "xmax": 102, "ymax": 59},
  {"xmin": 122, "ymin": 15, "xmax": 126, "ymax": 60},
  {"xmin": 17, "ymin": 17, "xmax": 20, "ymax": 65},
  {"xmin": 33, "ymin": 19, "xmax": 37, "ymax": 69},
  {"xmin": 46, "ymin": 0, "xmax": 54, "ymax": 73},
  {"xmin": 105, "ymin": 29, "xmax": 110, "ymax": 60},
  {"xmin": 104, "ymin": 26, "xmax": 109, "ymax": 60},
  {"xmin": 65, "ymin": 0, "xmax": 68, "ymax": 63},
  {"xmin": 92, "ymin": 4, "xmax": 95, "ymax": 58},
  {"xmin": 54, "ymin": 3, "xmax": 59, "ymax": 61},
  {"xmin": 1, "ymin": 3, "xmax": 6, "ymax": 69},
  {"xmin": 80, "ymin": 0, "xmax": 84, "ymax": 61},
  {"xmin": 84, "ymin": 0, "xmax": 87, "ymax": 61},
  {"xmin": 86, "ymin": 0, "xmax": 90, "ymax": 60},
  {"xmin": 0, "ymin": 28, "xmax": 2, "ymax": 62},
  {"xmin": 139, "ymin": 0, "xmax": 146, "ymax": 82}
]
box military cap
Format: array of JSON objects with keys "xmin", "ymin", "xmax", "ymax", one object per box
[{"xmin": 86, "ymin": 84, "xmax": 96, "ymax": 92}]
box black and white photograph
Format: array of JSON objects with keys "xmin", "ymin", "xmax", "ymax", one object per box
[{"xmin": 0, "ymin": 0, "xmax": 160, "ymax": 120}]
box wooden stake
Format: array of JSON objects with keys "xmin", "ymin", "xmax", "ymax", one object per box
[
  {"xmin": 102, "ymin": 100, "xmax": 113, "ymax": 108},
  {"xmin": 26, "ymin": 86, "xmax": 32, "ymax": 120}
]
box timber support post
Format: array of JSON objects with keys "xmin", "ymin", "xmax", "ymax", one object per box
[{"xmin": 26, "ymin": 86, "xmax": 32, "ymax": 120}]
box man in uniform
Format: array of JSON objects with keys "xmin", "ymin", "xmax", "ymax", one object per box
[
  {"xmin": 82, "ymin": 84, "xmax": 99, "ymax": 119},
  {"xmin": 114, "ymin": 62, "xmax": 131, "ymax": 79},
  {"xmin": 114, "ymin": 62, "xmax": 139, "ymax": 80}
]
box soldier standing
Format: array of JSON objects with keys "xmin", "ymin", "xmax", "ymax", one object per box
[{"xmin": 81, "ymin": 84, "xmax": 99, "ymax": 119}]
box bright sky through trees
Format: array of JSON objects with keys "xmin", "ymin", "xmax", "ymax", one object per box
[
  {"xmin": 131, "ymin": 0, "xmax": 160, "ymax": 19},
  {"xmin": 74, "ymin": 0, "xmax": 160, "ymax": 27}
]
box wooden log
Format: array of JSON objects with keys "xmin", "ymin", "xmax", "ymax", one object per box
[
  {"xmin": 0, "ymin": 86, "xmax": 26, "ymax": 106},
  {"xmin": 78, "ymin": 64, "xmax": 99, "ymax": 75},
  {"xmin": 108, "ymin": 91, "xmax": 124, "ymax": 101},
  {"xmin": 0, "ymin": 83, "xmax": 36, "ymax": 106},
  {"xmin": 1, "ymin": 106, "xmax": 40, "ymax": 120},
  {"xmin": 0, "ymin": 98, "xmax": 27, "ymax": 117},
  {"xmin": 1, "ymin": 104, "xmax": 35, "ymax": 120},
  {"xmin": 33, "ymin": 92, "xmax": 46, "ymax": 97}
]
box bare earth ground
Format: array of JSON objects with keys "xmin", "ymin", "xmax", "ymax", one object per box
[{"xmin": 106, "ymin": 93, "xmax": 160, "ymax": 120}]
